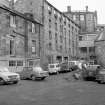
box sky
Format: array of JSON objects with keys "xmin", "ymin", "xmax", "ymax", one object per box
[{"xmin": 47, "ymin": 0, "xmax": 105, "ymax": 24}]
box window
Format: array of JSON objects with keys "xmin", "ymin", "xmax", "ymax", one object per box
[
  {"xmin": 32, "ymin": 47, "xmax": 36, "ymax": 53},
  {"xmin": 9, "ymin": 60, "xmax": 16, "ymax": 66},
  {"xmin": 55, "ymin": 33, "xmax": 57, "ymax": 39},
  {"xmin": 32, "ymin": 23, "xmax": 35, "ymax": 33},
  {"xmin": 80, "ymin": 47, "xmax": 87, "ymax": 53},
  {"xmin": 10, "ymin": 15, "xmax": 16, "ymax": 27},
  {"xmin": 64, "ymin": 18, "xmax": 66, "ymax": 25},
  {"xmin": 80, "ymin": 15, "xmax": 84, "ymax": 21},
  {"xmin": 60, "ymin": 25, "xmax": 63, "ymax": 34},
  {"xmin": 73, "ymin": 15, "xmax": 76, "ymax": 20},
  {"xmin": 60, "ymin": 35, "xmax": 63, "ymax": 43},
  {"xmin": 69, "ymin": 30, "xmax": 70, "ymax": 45},
  {"xmin": 60, "ymin": 45, "xmax": 62, "ymax": 52},
  {"xmin": 49, "ymin": 31, "xmax": 52, "ymax": 40},
  {"xmin": 55, "ymin": 33, "xmax": 58, "ymax": 51},
  {"xmin": 29, "ymin": 23, "xmax": 35, "ymax": 33},
  {"xmin": 10, "ymin": 40, "xmax": 14, "ymax": 55},
  {"xmin": 17, "ymin": 61, "xmax": 23, "ymax": 66},
  {"xmin": 72, "ymin": 26, "xmax": 74, "ymax": 32},
  {"xmin": 55, "ymin": 23, "xmax": 57, "ymax": 31},
  {"xmin": 48, "ymin": 6, "xmax": 52, "ymax": 14},
  {"xmin": 32, "ymin": 40, "xmax": 36, "ymax": 54},
  {"xmin": 89, "ymin": 47, "xmax": 95, "ymax": 53},
  {"xmin": 29, "ymin": 61, "xmax": 33, "ymax": 66},
  {"xmin": 68, "ymin": 24, "xmax": 70, "ymax": 28},
  {"xmin": 54, "ymin": 10, "xmax": 58, "ymax": 19},
  {"xmin": 79, "ymin": 36, "xmax": 83, "ymax": 41},
  {"xmin": 89, "ymin": 14, "xmax": 93, "ymax": 20},
  {"xmin": 64, "ymin": 28, "xmax": 66, "ymax": 36},
  {"xmin": 59, "ymin": 16, "xmax": 62, "ymax": 23},
  {"xmin": 49, "ymin": 19, "xmax": 51, "ymax": 28},
  {"xmin": 49, "ymin": 42, "xmax": 52, "ymax": 50},
  {"xmin": 47, "ymin": 55, "xmax": 53, "ymax": 64},
  {"xmin": 30, "ymin": 1, "xmax": 32, "ymax": 5}
]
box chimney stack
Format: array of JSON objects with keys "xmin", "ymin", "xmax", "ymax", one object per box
[
  {"xmin": 67, "ymin": 6, "xmax": 71, "ymax": 12},
  {"xmin": 86, "ymin": 6, "xmax": 88, "ymax": 12},
  {"xmin": 9, "ymin": 0, "xmax": 14, "ymax": 9}
]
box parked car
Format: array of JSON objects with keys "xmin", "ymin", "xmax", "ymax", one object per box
[
  {"xmin": 19, "ymin": 66, "xmax": 49, "ymax": 80},
  {"xmin": 60, "ymin": 62, "xmax": 70, "ymax": 73},
  {"xmin": 0, "ymin": 67, "xmax": 20, "ymax": 85},
  {"xmin": 96, "ymin": 68, "xmax": 105, "ymax": 83},
  {"xmin": 68, "ymin": 60, "xmax": 80, "ymax": 71},
  {"xmin": 82, "ymin": 64, "xmax": 100, "ymax": 80},
  {"xmin": 48, "ymin": 63, "xmax": 60, "ymax": 74}
]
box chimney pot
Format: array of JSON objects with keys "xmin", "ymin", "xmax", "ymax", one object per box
[
  {"xmin": 67, "ymin": 6, "xmax": 71, "ymax": 12},
  {"xmin": 86, "ymin": 6, "xmax": 88, "ymax": 12}
]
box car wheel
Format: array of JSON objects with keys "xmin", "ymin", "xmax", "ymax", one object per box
[
  {"xmin": 31, "ymin": 75, "xmax": 36, "ymax": 81},
  {"xmin": 41, "ymin": 77, "xmax": 45, "ymax": 80},
  {"xmin": 13, "ymin": 81, "xmax": 18, "ymax": 84},
  {"xmin": 0, "ymin": 78, "xmax": 5, "ymax": 85},
  {"xmin": 100, "ymin": 80, "xmax": 104, "ymax": 84}
]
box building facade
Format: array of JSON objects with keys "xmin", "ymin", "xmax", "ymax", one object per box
[
  {"xmin": 0, "ymin": 6, "xmax": 42, "ymax": 72},
  {"xmin": 14, "ymin": 0, "xmax": 80, "ymax": 69},
  {"xmin": 64, "ymin": 6, "xmax": 97, "ymax": 33},
  {"xmin": 78, "ymin": 32, "xmax": 98, "ymax": 60},
  {"xmin": 64, "ymin": 6, "xmax": 98, "ymax": 62},
  {"xmin": 95, "ymin": 30, "xmax": 105, "ymax": 67}
]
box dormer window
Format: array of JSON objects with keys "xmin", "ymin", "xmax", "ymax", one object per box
[
  {"xmin": 10, "ymin": 15, "xmax": 16, "ymax": 28},
  {"xmin": 54, "ymin": 10, "xmax": 58, "ymax": 19},
  {"xmin": 48, "ymin": 6, "xmax": 52, "ymax": 14}
]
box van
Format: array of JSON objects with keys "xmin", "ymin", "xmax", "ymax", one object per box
[
  {"xmin": 68, "ymin": 61, "xmax": 80, "ymax": 71},
  {"xmin": 48, "ymin": 63, "xmax": 60, "ymax": 74}
]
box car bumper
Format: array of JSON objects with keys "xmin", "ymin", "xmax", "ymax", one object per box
[
  {"xmin": 49, "ymin": 71, "xmax": 57, "ymax": 73},
  {"xmin": 5, "ymin": 78, "xmax": 20, "ymax": 82}
]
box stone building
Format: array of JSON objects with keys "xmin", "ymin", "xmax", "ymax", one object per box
[
  {"xmin": 14, "ymin": 0, "xmax": 80, "ymax": 68},
  {"xmin": 64, "ymin": 6, "xmax": 98, "ymax": 62},
  {"xmin": 78, "ymin": 32, "xmax": 98, "ymax": 61},
  {"xmin": 95, "ymin": 30, "xmax": 105, "ymax": 67},
  {"xmin": 0, "ymin": 6, "xmax": 42, "ymax": 72},
  {"xmin": 64, "ymin": 6, "xmax": 97, "ymax": 33}
]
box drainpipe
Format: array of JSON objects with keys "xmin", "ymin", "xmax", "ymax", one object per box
[{"xmin": 24, "ymin": 20, "xmax": 28, "ymax": 67}]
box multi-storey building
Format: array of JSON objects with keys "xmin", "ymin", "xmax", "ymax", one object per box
[
  {"xmin": 95, "ymin": 30, "xmax": 105, "ymax": 66},
  {"xmin": 0, "ymin": 5, "xmax": 42, "ymax": 72},
  {"xmin": 64, "ymin": 6, "xmax": 97, "ymax": 33},
  {"xmin": 78, "ymin": 32, "xmax": 98, "ymax": 61},
  {"xmin": 64, "ymin": 6, "xmax": 98, "ymax": 62},
  {"xmin": 14, "ymin": 0, "xmax": 80, "ymax": 68}
]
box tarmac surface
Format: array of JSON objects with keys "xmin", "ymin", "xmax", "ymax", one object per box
[{"xmin": 0, "ymin": 72, "xmax": 105, "ymax": 105}]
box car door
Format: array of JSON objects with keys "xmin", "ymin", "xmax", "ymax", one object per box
[{"xmin": 21, "ymin": 67, "xmax": 32, "ymax": 79}]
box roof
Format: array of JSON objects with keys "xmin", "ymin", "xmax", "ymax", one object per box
[
  {"xmin": 0, "ymin": 5, "xmax": 43, "ymax": 25},
  {"xmin": 80, "ymin": 31, "xmax": 99, "ymax": 35},
  {"xmin": 95, "ymin": 30, "xmax": 105, "ymax": 42},
  {"xmin": 0, "ymin": 0, "xmax": 9, "ymax": 7},
  {"xmin": 44, "ymin": 0, "xmax": 80, "ymax": 28}
]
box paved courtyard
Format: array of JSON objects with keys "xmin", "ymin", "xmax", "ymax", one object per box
[{"xmin": 0, "ymin": 73, "xmax": 105, "ymax": 105}]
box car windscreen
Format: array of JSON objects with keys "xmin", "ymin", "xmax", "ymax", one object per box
[
  {"xmin": 49, "ymin": 65, "xmax": 55, "ymax": 68},
  {"xmin": 56, "ymin": 64, "xmax": 60, "ymax": 67},
  {"xmin": 99, "ymin": 70, "xmax": 105, "ymax": 74},
  {"xmin": 33, "ymin": 67, "xmax": 43, "ymax": 72}
]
